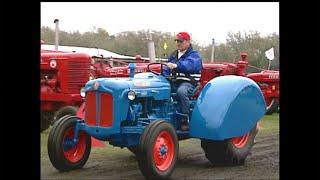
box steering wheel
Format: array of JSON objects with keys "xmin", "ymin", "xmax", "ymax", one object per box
[{"xmin": 147, "ymin": 62, "xmax": 169, "ymax": 76}]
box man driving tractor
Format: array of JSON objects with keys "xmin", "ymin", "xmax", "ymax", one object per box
[{"xmin": 164, "ymin": 32, "xmax": 203, "ymax": 130}]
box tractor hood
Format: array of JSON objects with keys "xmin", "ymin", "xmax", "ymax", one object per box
[
  {"xmin": 84, "ymin": 72, "xmax": 171, "ymax": 100},
  {"xmin": 82, "ymin": 72, "xmax": 171, "ymax": 139}
]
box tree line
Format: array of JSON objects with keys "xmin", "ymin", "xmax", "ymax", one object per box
[{"xmin": 41, "ymin": 27, "xmax": 279, "ymax": 70}]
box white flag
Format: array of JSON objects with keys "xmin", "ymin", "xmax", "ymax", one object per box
[{"xmin": 265, "ymin": 47, "xmax": 274, "ymax": 61}]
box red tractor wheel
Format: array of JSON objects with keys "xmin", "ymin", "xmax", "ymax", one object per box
[
  {"xmin": 41, "ymin": 111, "xmax": 54, "ymax": 133},
  {"xmin": 48, "ymin": 116, "xmax": 91, "ymax": 171},
  {"xmin": 54, "ymin": 106, "xmax": 78, "ymax": 124},
  {"xmin": 265, "ymin": 98, "xmax": 279, "ymax": 115},
  {"xmin": 231, "ymin": 133, "xmax": 250, "ymax": 148},
  {"xmin": 137, "ymin": 120, "xmax": 178, "ymax": 179},
  {"xmin": 201, "ymin": 125, "xmax": 258, "ymax": 166}
]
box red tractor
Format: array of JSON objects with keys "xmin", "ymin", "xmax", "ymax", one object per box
[
  {"xmin": 40, "ymin": 49, "xmax": 92, "ymax": 132},
  {"xmin": 200, "ymin": 53, "xmax": 279, "ymax": 115},
  {"xmin": 247, "ymin": 70, "xmax": 279, "ymax": 114}
]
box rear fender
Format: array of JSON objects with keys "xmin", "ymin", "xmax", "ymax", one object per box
[{"xmin": 189, "ymin": 75, "xmax": 266, "ymax": 140}]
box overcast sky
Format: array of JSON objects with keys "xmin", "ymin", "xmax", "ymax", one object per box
[{"xmin": 41, "ymin": 2, "xmax": 279, "ymax": 46}]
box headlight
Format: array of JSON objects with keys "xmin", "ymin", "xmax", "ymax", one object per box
[
  {"xmin": 128, "ymin": 91, "xmax": 136, "ymax": 100},
  {"xmin": 93, "ymin": 81, "xmax": 99, "ymax": 90},
  {"xmin": 80, "ymin": 87, "xmax": 86, "ymax": 97},
  {"xmin": 49, "ymin": 59, "xmax": 57, "ymax": 68}
]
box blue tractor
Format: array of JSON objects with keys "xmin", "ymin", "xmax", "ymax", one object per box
[{"xmin": 48, "ymin": 63, "xmax": 266, "ymax": 179}]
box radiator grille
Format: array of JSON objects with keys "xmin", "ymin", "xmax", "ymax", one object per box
[
  {"xmin": 99, "ymin": 93, "xmax": 113, "ymax": 127},
  {"xmin": 68, "ymin": 60, "xmax": 90, "ymax": 93},
  {"xmin": 85, "ymin": 91, "xmax": 113, "ymax": 127},
  {"xmin": 85, "ymin": 91, "xmax": 96, "ymax": 126}
]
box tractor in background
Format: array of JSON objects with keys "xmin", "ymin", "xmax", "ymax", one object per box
[
  {"xmin": 247, "ymin": 70, "xmax": 279, "ymax": 114},
  {"xmin": 40, "ymin": 49, "xmax": 92, "ymax": 132},
  {"xmin": 200, "ymin": 53, "xmax": 279, "ymax": 115}
]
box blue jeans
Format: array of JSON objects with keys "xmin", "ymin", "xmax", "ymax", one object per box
[{"xmin": 176, "ymin": 82, "xmax": 195, "ymax": 115}]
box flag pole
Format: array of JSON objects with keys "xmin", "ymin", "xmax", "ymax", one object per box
[{"xmin": 268, "ymin": 59, "xmax": 271, "ymax": 70}]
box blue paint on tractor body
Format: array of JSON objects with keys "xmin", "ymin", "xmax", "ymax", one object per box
[{"xmin": 75, "ymin": 64, "xmax": 266, "ymax": 148}]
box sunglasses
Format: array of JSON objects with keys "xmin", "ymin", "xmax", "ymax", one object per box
[{"xmin": 175, "ymin": 39, "xmax": 184, "ymax": 43}]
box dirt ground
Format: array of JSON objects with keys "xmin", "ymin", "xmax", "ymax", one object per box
[{"xmin": 41, "ymin": 114, "xmax": 279, "ymax": 180}]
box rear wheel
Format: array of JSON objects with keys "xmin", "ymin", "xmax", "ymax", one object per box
[
  {"xmin": 275, "ymin": 102, "xmax": 280, "ymax": 113},
  {"xmin": 137, "ymin": 120, "xmax": 178, "ymax": 179},
  {"xmin": 265, "ymin": 98, "xmax": 279, "ymax": 115},
  {"xmin": 54, "ymin": 106, "xmax": 78, "ymax": 124},
  {"xmin": 41, "ymin": 111, "xmax": 53, "ymax": 133},
  {"xmin": 201, "ymin": 125, "xmax": 258, "ymax": 166},
  {"xmin": 48, "ymin": 116, "xmax": 91, "ymax": 171}
]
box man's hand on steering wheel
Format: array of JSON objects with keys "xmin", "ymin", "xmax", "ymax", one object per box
[
  {"xmin": 147, "ymin": 62, "xmax": 178, "ymax": 80},
  {"xmin": 167, "ymin": 62, "xmax": 177, "ymax": 69}
]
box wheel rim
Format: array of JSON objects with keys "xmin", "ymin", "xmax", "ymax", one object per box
[
  {"xmin": 231, "ymin": 132, "xmax": 250, "ymax": 148},
  {"xmin": 63, "ymin": 127, "xmax": 87, "ymax": 163},
  {"xmin": 153, "ymin": 131, "xmax": 175, "ymax": 171},
  {"xmin": 266, "ymin": 99, "xmax": 275, "ymax": 109}
]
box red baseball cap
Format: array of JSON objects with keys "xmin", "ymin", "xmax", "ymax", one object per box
[
  {"xmin": 240, "ymin": 52, "xmax": 248, "ymax": 57},
  {"xmin": 176, "ymin": 32, "xmax": 191, "ymax": 41}
]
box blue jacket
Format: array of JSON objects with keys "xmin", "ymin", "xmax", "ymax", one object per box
[{"xmin": 163, "ymin": 44, "xmax": 203, "ymax": 76}]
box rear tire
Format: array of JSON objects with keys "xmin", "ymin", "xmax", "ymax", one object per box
[
  {"xmin": 201, "ymin": 125, "xmax": 257, "ymax": 166},
  {"xmin": 41, "ymin": 111, "xmax": 53, "ymax": 133},
  {"xmin": 48, "ymin": 116, "xmax": 91, "ymax": 171},
  {"xmin": 137, "ymin": 120, "xmax": 178, "ymax": 179},
  {"xmin": 265, "ymin": 99, "xmax": 279, "ymax": 115},
  {"xmin": 275, "ymin": 103, "xmax": 280, "ymax": 113}
]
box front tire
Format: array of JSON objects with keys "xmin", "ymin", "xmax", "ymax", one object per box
[
  {"xmin": 137, "ymin": 120, "xmax": 178, "ymax": 179},
  {"xmin": 127, "ymin": 146, "xmax": 139, "ymax": 155},
  {"xmin": 47, "ymin": 116, "xmax": 91, "ymax": 171},
  {"xmin": 201, "ymin": 125, "xmax": 258, "ymax": 166}
]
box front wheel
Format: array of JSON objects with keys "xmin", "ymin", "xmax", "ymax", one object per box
[
  {"xmin": 47, "ymin": 116, "xmax": 91, "ymax": 171},
  {"xmin": 201, "ymin": 125, "xmax": 258, "ymax": 166},
  {"xmin": 137, "ymin": 120, "xmax": 178, "ymax": 179},
  {"xmin": 127, "ymin": 146, "xmax": 139, "ymax": 155}
]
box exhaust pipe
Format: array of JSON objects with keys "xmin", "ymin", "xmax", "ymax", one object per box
[
  {"xmin": 147, "ymin": 30, "xmax": 156, "ymax": 63},
  {"xmin": 54, "ymin": 19, "xmax": 59, "ymax": 51},
  {"xmin": 211, "ymin": 38, "xmax": 215, "ymax": 63}
]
